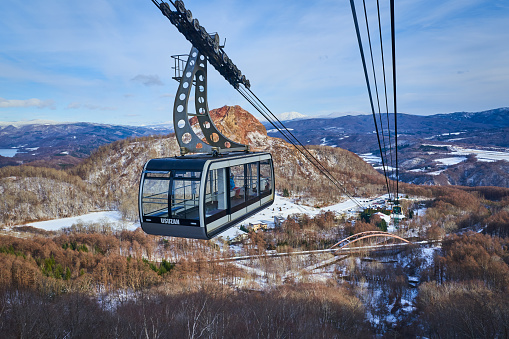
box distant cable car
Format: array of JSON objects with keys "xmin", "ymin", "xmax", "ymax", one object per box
[
  {"xmin": 392, "ymin": 205, "xmax": 402, "ymax": 215},
  {"xmin": 139, "ymin": 152, "xmax": 274, "ymax": 239}
]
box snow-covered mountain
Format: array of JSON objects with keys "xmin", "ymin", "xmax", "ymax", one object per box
[
  {"xmin": 0, "ymin": 122, "xmax": 172, "ymax": 169},
  {"xmin": 277, "ymin": 111, "xmax": 308, "ymax": 121},
  {"xmin": 0, "ymin": 119, "xmax": 74, "ymax": 127},
  {"xmin": 263, "ymin": 107, "xmax": 509, "ymax": 188}
]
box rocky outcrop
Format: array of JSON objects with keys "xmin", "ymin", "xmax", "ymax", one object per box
[
  {"xmin": 189, "ymin": 105, "xmax": 269, "ymax": 150},
  {"xmin": 209, "ymin": 105, "xmax": 267, "ymax": 146}
]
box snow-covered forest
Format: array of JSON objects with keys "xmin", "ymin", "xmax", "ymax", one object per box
[{"xmin": 1, "ymin": 111, "xmax": 509, "ymax": 337}]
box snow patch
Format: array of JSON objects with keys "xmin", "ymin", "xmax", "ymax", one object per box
[
  {"xmin": 435, "ymin": 156, "xmax": 467, "ymax": 166},
  {"xmin": 359, "ymin": 153, "xmax": 382, "ymax": 164},
  {"xmin": 450, "ymin": 146, "xmax": 509, "ymax": 162},
  {"xmin": 25, "ymin": 211, "xmax": 138, "ymax": 231}
]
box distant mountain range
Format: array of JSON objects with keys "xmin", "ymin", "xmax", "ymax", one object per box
[
  {"xmin": 277, "ymin": 111, "xmax": 308, "ymax": 121},
  {"xmin": 0, "ymin": 122, "xmax": 172, "ymax": 168},
  {"xmin": 0, "ymin": 119, "xmax": 74, "ymax": 127},
  {"xmin": 263, "ymin": 107, "xmax": 509, "ymax": 187},
  {"xmin": 264, "ymin": 108, "xmax": 509, "ymax": 150},
  {"xmin": 2, "ymin": 107, "xmax": 509, "ymax": 188}
]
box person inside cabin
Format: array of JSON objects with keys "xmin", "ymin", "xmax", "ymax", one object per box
[{"xmin": 230, "ymin": 174, "xmax": 241, "ymax": 198}]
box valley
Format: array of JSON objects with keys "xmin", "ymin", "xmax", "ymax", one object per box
[
  {"xmin": 266, "ymin": 107, "xmax": 509, "ymax": 187},
  {"xmin": 1, "ymin": 106, "xmax": 509, "ymax": 337},
  {"xmin": 0, "ymin": 121, "xmax": 171, "ymax": 169}
]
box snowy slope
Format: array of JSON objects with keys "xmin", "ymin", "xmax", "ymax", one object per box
[
  {"xmin": 25, "ymin": 211, "xmax": 137, "ymax": 231},
  {"xmin": 23, "ymin": 194, "xmax": 375, "ymax": 234}
]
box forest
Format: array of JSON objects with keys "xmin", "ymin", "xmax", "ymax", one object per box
[
  {"xmin": 0, "ymin": 183, "xmax": 508, "ymax": 337},
  {"xmin": 1, "ymin": 130, "xmax": 509, "ymax": 337}
]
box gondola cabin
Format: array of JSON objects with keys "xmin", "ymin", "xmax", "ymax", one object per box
[{"xmin": 139, "ymin": 152, "xmax": 274, "ymax": 239}]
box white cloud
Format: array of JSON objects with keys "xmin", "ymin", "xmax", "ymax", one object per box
[
  {"xmin": 131, "ymin": 74, "xmax": 164, "ymax": 86},
  {"xmin": 0, "ymin": 97, "xmax": 55, "ymax": 109},
  {"xmin": 159, "ymin": 93, "xmax": 175, "ymax": 98},
  {"xmin": 66, "ymin": 102, "xmax": 116, "ymax": 111}
]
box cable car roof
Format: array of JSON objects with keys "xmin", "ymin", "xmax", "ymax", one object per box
[{"xmin": 145, "ymin": 152, "xmax": 272, "ymax": 172}]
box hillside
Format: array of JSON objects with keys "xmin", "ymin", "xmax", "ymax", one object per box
[
  {"xmin": 74, "ymin": 105, "xmax": 386, "ymax": 213},
  {"xmin": 2, "ymin": 109, "xmax": 509, "ymax": 338},
  {"xmin": 0, "ymin": 106, "xmax": 385, "ymax": 226},
  {"xmin": 0, "ymin": 166, "xmax": 106, "ymax": 226}
]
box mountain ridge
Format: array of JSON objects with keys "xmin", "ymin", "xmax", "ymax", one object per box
[
  {"xmin": 263, "ymin": 107, "xmax": 509, "ymax": 187},
  {"xmin": 0, "ymin": 122, "xmax": 172, "ymax": 169},
  {"xmin": 2, "ymin": 106, "xmax": 509, "ymax": 188}
]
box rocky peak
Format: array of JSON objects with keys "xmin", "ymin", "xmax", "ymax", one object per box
[
  {"xmin": 210, "ymin": 105, "xmax": 267, "ymax": 143},
  {"xmin": 190, "ymin": 105, "xmax": 269, "ymax": 149}
]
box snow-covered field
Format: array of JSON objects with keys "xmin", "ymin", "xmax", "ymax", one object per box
[
  {"xmin": 216, "ymin": 195, "xmax": 368, "ymax": 240},
  {"xmin": 435, "ymin": 156, "xmax": 467, "ymax": 166},
  {"xmin": 449, "ymin": 146, "xmax": 509, "ymax": 162},
  {"xmin": 226, "ymin": 194, "xmax": 392, "ymax": 240},
  {"xmin": 23, "ymin": 194, "xmax": 379, "ymax": 235},
  {"xmin": 26, "ymin": 211, "xmax": 138, "ymax": 231},
  {"xmin": 363, "ymin": 145, "xmax": 509, "ymax": 177}
]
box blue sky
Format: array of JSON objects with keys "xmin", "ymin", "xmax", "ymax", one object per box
[{"xmin": 1, "ymin": 0, "xmax": 508, "ymax": 125}]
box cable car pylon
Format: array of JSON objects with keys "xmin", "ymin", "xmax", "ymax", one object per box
[
  {"xmin": 139, "ymin": 0, "xmax": 275, "ymax": 239},
  {"xmin": 140, "ymin": 0, "xmax": 373, "ymax": 240},
  {"xmin": 171, "ymin": 47, "xmax": 248, "ymax": 155}
]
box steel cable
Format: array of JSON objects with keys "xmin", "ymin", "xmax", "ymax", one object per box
[
  {"xmin": 361, "ymin": 0, "xmax": 393, "ymax": 201},
  {"xmin": 236, "ymin": 86, "xmax": 365, "ymax": 208},
  {"xmin": 376, "ymin": 0, "xmax": 396, "ymax": 197},
  {"xmin": 350, "ymin": 0, "xmax": 392, "ymax": 200},
  {"xmin": 390, "ymin": 0, "xmax": 399, "ymax": 201}
]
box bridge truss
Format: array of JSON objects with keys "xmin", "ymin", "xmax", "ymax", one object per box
[{"xmin": 329, "ymin": 231, "xmax": 410, "ymax": 251}]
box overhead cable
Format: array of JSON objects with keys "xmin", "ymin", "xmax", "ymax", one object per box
[
  {"xmin": 375, "ymin": 0, "xmax": 396, "ymax": 196},
  {"xmin": 349, "ymin": 0, "xmax": 392, "ymax": 199},
  {"xmin": 361, "ymin": 0, "xmax": 393, "ymax": 201},
  {"xmin": 390, "ymin": 0, "xmax": 399, "ymax": 201},
  {"xmin": 236, "ymin": 86, "xmax": 365, "ymax": 209}
]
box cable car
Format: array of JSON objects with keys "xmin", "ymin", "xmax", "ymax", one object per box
[
  {"xmin": 137, "ymin": 22, "xmax": 275, "ymax": 239},
  {"xmin": 139, "ymin": 152, "xmax": 274, "ymax": 239},
  {"xmin": 392, "ymin": 205, "xmax": 402, "ymax": 215}
]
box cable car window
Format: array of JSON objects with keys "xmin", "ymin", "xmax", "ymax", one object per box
[
  {"xmin": 205, "ymin": 168, "xmax": 227, "ymax": 221},
  {"xmin": 146, "ymin": 171, "xmax": 171, "ymax": 179},
  {"xmin": 174, "ymin": 170, "xmax": 201, "ymax": 179},
  {"xmin": 246, "ymin": 162, "xmax": 259, "ymax": 202},
  {"xmin": 141, "ymin": 177, "xmax": 170, "ymax": 217},
  {"xmin": 230, "ymin": 164, "xmax": 245, "ymax": 211},
  {"xmin": 260, "ymin": 160, "xmax": 272, "ymax": 197},
  {"xmin": 170, "ymin": 170, "xmax": 201, "ymax": 220}
]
